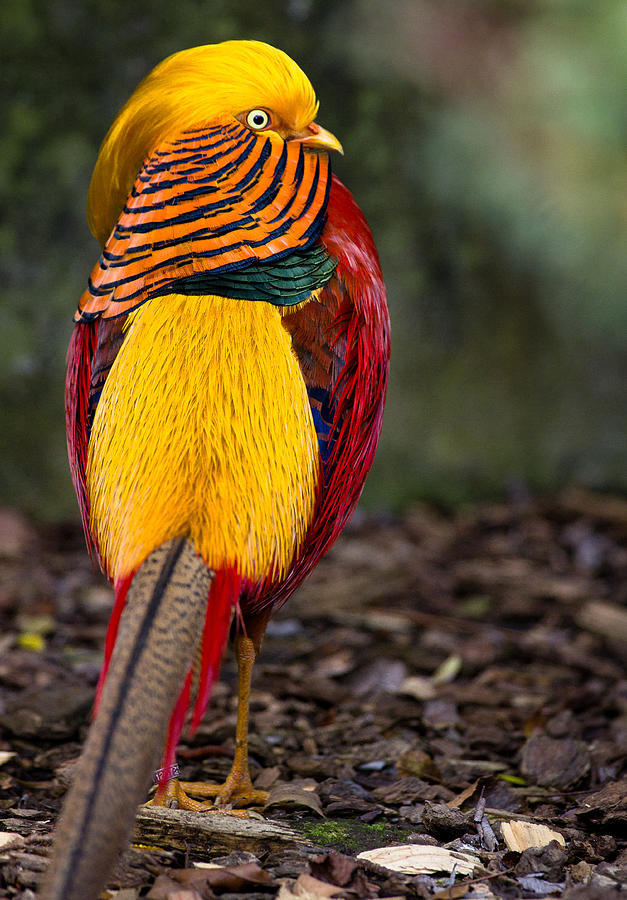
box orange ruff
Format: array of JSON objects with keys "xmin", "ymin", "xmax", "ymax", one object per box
[
  {"xmin": 77, "ymin": 121, "xmax": 330, "ymax": 321},
  {"xmin": 86, "ymin": 294, "xmax": 320, "ymax": 582}
]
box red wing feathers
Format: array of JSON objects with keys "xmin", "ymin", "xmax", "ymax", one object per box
[
  {"xmin": 244, "ymin": 174, "xmax": 390, "ymax": 611},
  {"xmin": 65, "ymin": 320, "xmax": 99, "ymax": 561}
]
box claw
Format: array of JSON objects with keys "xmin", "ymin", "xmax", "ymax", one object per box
[
  {"xmin": 180, "ymin": 776, "xmax": 269, "ymax": 807},
  {"xmin": 147, "ymin": 776, "xmax": 254, "ymax": 815}
]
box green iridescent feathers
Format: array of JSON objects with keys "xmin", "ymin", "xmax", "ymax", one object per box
[{"xmin": 156, "ymin": 244, "xmax": 337, "ymax": 307}]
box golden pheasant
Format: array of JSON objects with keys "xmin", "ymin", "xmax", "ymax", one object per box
[{"xmin": 42, "ymin": 40, "xmax": 389, "ymax": 900}]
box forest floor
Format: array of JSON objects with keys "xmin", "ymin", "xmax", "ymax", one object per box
[{"xmin": 0, "ymin": 488, "xmax": 625, "ymax": 899}]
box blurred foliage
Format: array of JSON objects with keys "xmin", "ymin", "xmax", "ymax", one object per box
[{"xmin": 0, "ymin": 0, "xmax": 625, "ymax": 518}]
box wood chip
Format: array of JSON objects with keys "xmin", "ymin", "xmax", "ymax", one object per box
[
  {"xmin": 501, "ymin": 820, "xmax": 565, "ymax": 852},
  {"xmin": 576, "ymin": 600, "xmax": 627, "ymax": 644},
  {"xmin": 0, "ymin": 832, "xmax": 25, "ymax": 850},
  {"xmin": 399, "ymin": 675, "xmax": 437, "ymax": 701},
  {"xmin": 0, "ymin": 751, "xmax": 16, "ymax": 767},
  {"xmin": 357, "ymin": 844, "xmax": 476, "ymax": 876}
]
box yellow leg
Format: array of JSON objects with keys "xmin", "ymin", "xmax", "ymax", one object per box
[{"xmin": 149, "ymin": 633, "xmax": 269, "ymax": 810}]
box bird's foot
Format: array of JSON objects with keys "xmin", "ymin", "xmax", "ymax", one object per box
[
  {"xmin": 179, "ymin": 768, "xmax": 269, "ymax": 808},
  {"xmin": 146, "ymin": 772, "xmax": 268, "ymax": 813}
]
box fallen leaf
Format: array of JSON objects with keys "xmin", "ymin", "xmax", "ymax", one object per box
[
  {"xmin": 373, "ymin": 776, "xmax": 452, "ymax": 804},
  {"xmin": 501, "ymin": 820, "xmax": 565, "ymax": 852},
  {"xmin": 447, "ymin": 779, "xmax": 480, "ymax": 809},
  {"xmin": 516, "ymin": 874, "xmax": 565, "ymax": 895},
  {"xmin": 433, "ymin": 885, "xmax": 471, "ymax": 899},
  {"xmin": 277, "ymin": 873, "xmax": 344, "ymax": 898},
  {"xmin": 397, "ymin": 749, "xmax": 442, "ymax": 782},
  {"xmin": 310, "ymin": 851, "xmax": 358, "ymax": 886},
  {"xmin": 521, "ymin": 735, "xmax": 590, "ymax": 789},
  {"xmin": 254, "ymin": 765, "xmax": 281, "ymax": 790},
  {"xmin": 422, "ymin": 699, "xmax": 460, "ymax": 729},
  {"xmin": 432, "ymin": 654, "xmax": 463, "ymax": 684},
  {"xmin": 399, "ymin": 675, "xmax": 437, "ymax": 701},
  {"xmin": 465, "ymin": 887, "xmax": 499, "ymax": 899},
  {"xmin": 265, "ymin": 782, "xmax": 324, "ymax": 816},
  {"xmin": 497, "ymin": 774, "xmax": 526, "ymax": 785},
  {"xmin": 173, "ymin": 862, "xmax": 274, "ymax": 891},
  {"xmin": 17, "ymin": 632, "xmax": 45, "ymax": 652},
  {"xmin": 357, "ymin": 844, "xmax": 476, "ymax": 876},
  {"xmin": 575, "ymin": 776, "xmax": 627, "ymax": 825},
  {"xmin": 146, "ymin": 875, "xmax": 201, "ymax": 900},
  {"xmin": 167, "ymin": 893, "xmax": 204, "ymax": 900}
]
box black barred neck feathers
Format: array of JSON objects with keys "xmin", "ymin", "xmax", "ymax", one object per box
[{"xmin": 87, "ymin": 41, "xmax": 319, "ymax": 245}]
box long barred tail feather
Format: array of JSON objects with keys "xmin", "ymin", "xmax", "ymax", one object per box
[
  {"xmin": 40, "ymin": 538, "xmax": 212, "ymax": 900},
  {"xmin": 88, "ymin": 555, "xmax": 240, "ymax": 794},
  {"xmin": 160, "ymin": 566, "xmax": 241, "ymax": 781}
]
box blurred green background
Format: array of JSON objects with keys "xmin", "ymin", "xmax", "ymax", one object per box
[{"xmin": 1, "ymin": 0, "xmax": 625, "ymax": 518}]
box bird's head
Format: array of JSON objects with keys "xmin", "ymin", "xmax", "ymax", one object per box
[{"xmin": 87, "ymin": 40, "xmax": 343, "ymax": 245}]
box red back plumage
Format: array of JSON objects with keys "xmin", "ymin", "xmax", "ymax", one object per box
[{"xmin": 244, "ymin": 174, "xmax": 390, "ymax": 611}]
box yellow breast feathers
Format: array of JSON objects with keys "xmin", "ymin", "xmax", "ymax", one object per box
[{"xmin": 86, "ymin": 295, "xmax": 320, "ymax": 582}]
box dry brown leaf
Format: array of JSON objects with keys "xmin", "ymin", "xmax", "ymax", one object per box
[
  {"xmin": 501, "ymin": 820, "xmax": 565, "ymax": 852},
  {"xmin": 447, "ymin": 778, "xmax": 480, "ymax": 809},
  {"xmin": 146, "ymin": 875, "xmax": 200, "ymax": 900},
  {"xmin": 166, "ymin": 893, "xmax": 204, "ymax": 900},
  {"xmin": 277, "ymin": 873, "xmax": 345, "ymax": 898},
  {"xmin": 357, "ymin": 844, "xmax": 476, "ymax": 876},
  {"xmin": 174, "ymin": 861, "xmax": 274, "ymax": 890},
  {"xmin": 433, "ymin": 885, "xmax": 470, "ymax": 900},
  {"xmin": 399, "ymin": 675, "xmax": 437, "ymax": 701},
  {"xmin": 433, "ymin": 873, "xmax": 503, "ymax": 899},
  {"xmin": 397, "ymin": 749, "xmax": 442, "ymax": 782},
  {"xmin": 309, "ymin": 851, "xmax": 358, "ymax": 887},
  {"xmin": 265, "ymin": 782, "xmax": 324, "ymax": 816}
]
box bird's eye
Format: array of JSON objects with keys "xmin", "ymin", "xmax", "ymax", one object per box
[{"xmin": 246, "ymin": 109, "xmax": 271, "ymax": 130}]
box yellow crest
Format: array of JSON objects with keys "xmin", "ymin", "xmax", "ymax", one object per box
[{"xmin": 87, "ymin": 41, "xmax": 319, "ymax": 245}]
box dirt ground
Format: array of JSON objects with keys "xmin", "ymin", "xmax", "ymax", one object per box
[{"xmin": 0, "ymin": 488, "xmax": 625, "ymax": 899}]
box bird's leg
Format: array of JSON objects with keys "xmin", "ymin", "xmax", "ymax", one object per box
[
  {"xmin": 178, "ymin": 633, "xmax": 269, "ymax": 806},
  {"xmin": 150, "ymin": 610, "xmax": 271, "ymax": 810}
]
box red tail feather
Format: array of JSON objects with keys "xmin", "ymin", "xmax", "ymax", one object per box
[
  {"xmin": 93, "ymin": 571, "xmax": 134, "ymax": 717},
  {"xmin": 95, "ymin": 564, "xmax": 240, "ymax": 784},
  {"xmin": 190, "ymin": 567, "xmax": 242, "ymax": 733},
  {"xmin": 161, "ymin": 567, "xmax": 241, "ymax": 781},
  {"xmin": 161, "ymin": 669, "xmax": 193, "ymax": 780}
]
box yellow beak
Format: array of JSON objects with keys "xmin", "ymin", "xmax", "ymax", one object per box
[{"xmin": 293, "ymin": 122, "xmax": 344, "ymax": 155}]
